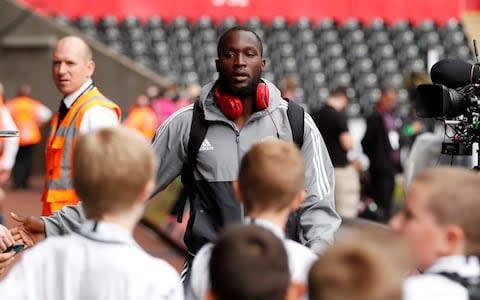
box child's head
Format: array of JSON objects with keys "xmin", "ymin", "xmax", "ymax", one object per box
[
  {"xmin": 73, "ymin": 127, "xmax": 157, "ymax": 219},
  {"xmin": 390, "ymin": 167, "xmax": 480, "ymax": 270},
  {"xmin": 309, "ymin": 226, "xmax": 408, "ymax": 300},
  {"xmin": 208, "ymin": 224, "xmax": 290, "ymax": 300},
  {"xmin": 236, "ymin": 139, "xmax": 305, "ymax": 214}
]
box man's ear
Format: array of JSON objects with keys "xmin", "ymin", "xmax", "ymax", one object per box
[
  {"xmin": 232, "ymin": 181, "xmax": 244, "ymax": 205},
  {"xmin": 206, "ymin": 288, "xmax": 219, "ymax": 300},
  {"xmin": 215, "ymin": 59, "xmax": 220, "ymax": 72},
  {"xmin": 285, "ymin": 282, "xmax": 306, "ymax": 300},
  {"xmin": 87, "ymin": 60, "xmax": 95, "ymax": 78},
  {"xmin": 290, "ymin": 190, "xmax": 306, "ymax": 211}
]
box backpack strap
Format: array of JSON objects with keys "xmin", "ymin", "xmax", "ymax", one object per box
[
  {"xmin": 178, "ymin": 100, "xmax": 210, "ymax": 222},
  {"xmin": 284, "ymin": 99, "xmax": 305, "ymax": 241},
  {"xmin": 286, "ymin": 99, "xmax": 304, "ymax": 148}
]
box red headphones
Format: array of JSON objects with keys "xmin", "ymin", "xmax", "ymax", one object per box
[{"xmin": 214, "ymin": 82, "xmax": 269, "ymax": 120}]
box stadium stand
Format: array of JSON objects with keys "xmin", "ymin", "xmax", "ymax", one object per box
[{"xmin": 51, "ymin": 15, "xmax": 470, "ymax": 117}]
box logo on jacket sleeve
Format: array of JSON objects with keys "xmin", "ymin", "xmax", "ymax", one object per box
[{"xmin": 199, "ymin": 138, "xmax": 215, "ymax": 151}]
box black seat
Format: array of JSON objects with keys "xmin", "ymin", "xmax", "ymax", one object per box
[
  {"xmin": 316, "ymin": 18, "xmax": 338, "ymax": 33},
  {"xmin": 351, "ymin": 58, "xmax": 373, "ymax": 78},
  {"xmin": 75, "ymin": 15, "xmax": 96, "ymax": 30},
  {"xmin": 372, "ymin": 44, "xmax": 395, "ymax": 65},
  {"xmin": 418, "ymin": 31, "xmax": 440, "ymax": 52},
  {"xmin": 269, "ymin": 16, "xmax": 288, "ymax": 32},
  {"xmin": 245, "ymin": 16, "xmax": 264, "ymax": 30},
  {"xmin": 391, "ymin": 19, "xmax": 412, "ymax": 37},
  {"xmin": 342, "ymin": 18, "xmax": 362, "ymax": 34},
  {"xmin": 146, "ymin": 16, "xmax": 165, "ymax": 31},
  {"xmin": 317, "ymin": 30, "xmax": 340, "ymax": 46},
  {"xmin": 122, "ymin": 15, "xmax": 141, "ymax": 31},
  {"xmin": 343, "ymin": 29, "xmax": 365, "ymax": 46},
  {"xmin": 392, "ymin": 30, "xmax": 415, "ymax": 50},
  {"xmin": 376, "ymin": 58, "xmax": 399, "ymax": 78},
  {"xmin": 367, "ymin": 31, "xmax": 390, "ymax": 49},
  {"xmin": 365, "ymin": 18, "xmax": 387, "ymax": 36},
  {"xmin": 98, "ymin": 15, "xmax": 119, "ymax": 31},
  {"xmin": 194, "ymin": 16, "xmax": 214, "ymax": 32},
  {"xmin": 346, "ymin": 43, "xmax": 369, "ymax": 63},
  {"xmin": 321, "ymin": 43, "xmax": 344, "ymax": 61},
  {"xmin": 325, "ymin": 57, "xmax": 348, "ymax": 77}
]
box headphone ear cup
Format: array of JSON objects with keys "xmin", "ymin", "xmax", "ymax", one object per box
[
  {"xmin": 255, "ymin": 82, "xmax": 269, "ymax": 110},
  {"xmin": 214, "ymin": 85, "xmax": 243, "ymax": 120}
]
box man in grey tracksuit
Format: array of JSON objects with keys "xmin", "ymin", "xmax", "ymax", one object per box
[{"xmin": 6, "ymin": 27, "xmax": 340, "ymax": 277}]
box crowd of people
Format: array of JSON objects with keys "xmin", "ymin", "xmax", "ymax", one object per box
[{"xmin": 0, "ymin": 24, "xmax": 476, "ymax": 300}]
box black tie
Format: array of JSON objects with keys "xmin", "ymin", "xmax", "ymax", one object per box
[{"xmin": 57, "ymin": 100, "xmax": 69, "ymax": 127}]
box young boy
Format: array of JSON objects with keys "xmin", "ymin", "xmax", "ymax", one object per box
[
  {"xmin": 309, "ymin": 226, "xmax": 410, "ymax": 300},
  {"xmin": 390, "ymin": 167, "xmax": 480, "ymax": 300},
  {"xmin": 187, "ymin": 139, "xmax": 317, "ymax": 299},
  {"xmin": 0, "ymin": 127, "xmax": 183, "ymax": 300},
  {"xmin": 206, "ymin": 224, "xmax": 293, "ymax": 300}
]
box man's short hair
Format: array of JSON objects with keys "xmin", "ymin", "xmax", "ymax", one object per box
[
  {"xmin": 210, "ymin": 224, "xmax": 290, "ymax": 300},
  {"xmin": 73, "ymin": 127, "xmax": 157, "ymax": 218},
  {"xmin": 238, "ymin": 139, "xmax": 304, "ymax": 213},
  {"xmin": 330, "ymin": 86, "xmax": 348, "ymax": 98},
  {"xmin": 412, "ymin": 167, "xmax": 480, "ymax": 255},
  {"xmin": 217, "ymin": 26, "xmax": 263, "ymax": 57},
  {"xmin": 309, "ymin": 227, "xmax": 408, "ymax": 300}
]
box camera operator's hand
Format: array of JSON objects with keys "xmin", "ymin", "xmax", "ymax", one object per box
[{"xmin": 9, "ymin": 212, "xmax": 46, "ymax": 248}]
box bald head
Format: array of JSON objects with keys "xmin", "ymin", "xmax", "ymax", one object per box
[
  {"xmin": 52, "ymin": 35, "xmax": 95, "ymax": 96},
  {"xmin": 56, "ymin": 36, "xmax": 93, "ymax": 61}
]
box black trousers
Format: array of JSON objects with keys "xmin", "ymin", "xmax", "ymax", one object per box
[
  {"xmin": 369, "ymin": 172, "xmax": 395, "ymax": 222},
  {"xmin": 12, "ymin": 144, "xmax": 36, "ymax": 189}
]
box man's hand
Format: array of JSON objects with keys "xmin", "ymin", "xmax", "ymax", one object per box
[
  {"xmin": 9, "ymin": 212, "xmax": 46, "ymax": 248},
  {"xmin": 0, "ymin": 224, "xmax": 14, "ymax": 252},
  {"xmin": 0, "ymin": 169, "xmax": 11, "ymax": 185}
]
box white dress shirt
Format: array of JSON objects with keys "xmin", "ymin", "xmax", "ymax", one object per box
[
  {"xmin": 187, "ymin": 217, "xmax": 318, "ymax": 300},
  {"xmin": 0, "ymin": 220, "xmax": 184, "ymax": 300},
  {"xmin": 62, "ymin": 79, "xmax": 119, "ymax": 135},
  {"xmin": 0, "ymin": 108, "xmax": 19, "ymax": 170},
  {"xmin": 404, "ymin": 255, "xmax": 480, "ymax": 300}
]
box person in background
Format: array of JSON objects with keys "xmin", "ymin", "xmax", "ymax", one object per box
[
  {"xmin": 311, "ymin": 86, "xmax": 361, "ymax": 218},
  {"xmin": 6, "ymin": 84, "xmax": 52, "ymax": 189},
  {"xmin": 280, "ymin": 75, "xmax": 303, "ymax": 104},
  {"xmin": 0, "ymin": 83, "xmax": 19, "ymax": 224},
  {"xmin": 361, "ymin": 86, "xmax": 403, "ymax": 222},
  {"xmin": 123, "ymin": 93, "xmax": 158, "ymax": 141},
  {"xmin": 390, "ymin": 167, "xmax": 480, "ymax": 300},
  {"xmin": 309, "ymin": 226, "xmax": 410, "ymax": 300},
  {"xmin": 0, "ymin": 127, "xmax": 184, "ymax": 300},
  {"xmin": 151, "ymin": 83, "xmax": 178, "ymax": 126},
  {"xmin": 40, "ymin": 35, "xmax": 121, "ymax": 216}
]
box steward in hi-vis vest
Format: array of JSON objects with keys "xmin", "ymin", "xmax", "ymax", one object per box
[{"xmin": 42, "ymin": 87, "xmax": 121, "ymax": 215}]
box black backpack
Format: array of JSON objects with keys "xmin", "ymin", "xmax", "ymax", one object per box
[
  {"xmin": 177, "ymin": 99, "xmax": 305, "ymax": 239},
  {"xmin": 437, "ymin": 271, "xmax": 480, "ymax": 300}
]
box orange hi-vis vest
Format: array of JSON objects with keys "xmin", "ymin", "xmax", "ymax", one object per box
[
  {"xmin": 41, "ymin": 88, "xmax": 121, "ymax": 211},
  {"xmin": 123, "ymin": 106, "xmax": 158, "ymax": 140},
  {"xmin": 7, "ymin": 96, "xmax": 44, "ymax": 146}
]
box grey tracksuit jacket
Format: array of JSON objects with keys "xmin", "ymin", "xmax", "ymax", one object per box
[{"xmin": 43, "ymin": 79, "xmax": 340, "ymax": 255}]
